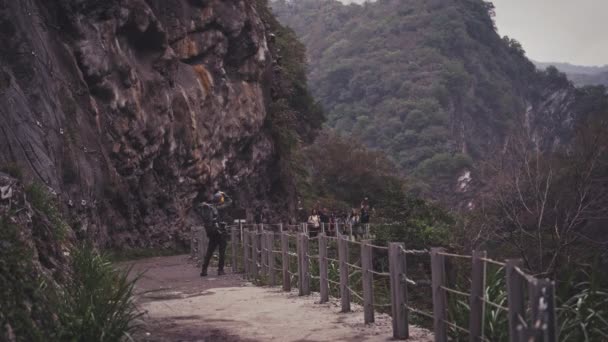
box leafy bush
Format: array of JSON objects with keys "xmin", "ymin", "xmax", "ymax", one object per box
[
  {"xmin": 56, "ymin": 245, "xmax": 142, "ymax": 341},
  {"xmin": 0, "ymin": 162, "xmax": 23, "ymax": 179},
  {"xmin": 0, "ymin": 219, "xmax": 56, "ymax": 342},
  {"xmin": 26, "ymin": 183, "xmax": 69, "ymax": 240},
  {"xmin": 558, "ymin": 279, "xmax": 608, "ymax": 341}
]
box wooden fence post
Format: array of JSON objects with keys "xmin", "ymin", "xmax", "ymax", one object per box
[
  {"xmin": 319, "ymin": 233, "xmax": 329, "ymax": 303},
  {"xmin": 469, "ymin": 250, "xmax": 487, "ymax": 342},
  {"xmin": 231, "ymin": 227, "xmax": 238, "ymax": 273},
  {"xmin": 338, "ymin": 234, "xmax": 351, "ymax": 312},
  {"xmin": 527, "ymin": 278, "xmax": 544, "ymax": 341},
  {"xmin": 362, "ymin": 240, "xmax": 374, "ymax": 324},
  {"xmin": 431, "ymin": 248, "xmax": 448, "ymax": 342},
  {"xmin": 389, "ymin": 243, "xmax": 408, "ymax": 339},
  {"xmin": 239, "ymin": 221, "xmax": 243, "ymax": 244},
  {"xmin": 268, "ymin": 232, "xmax": 276, "ymax": 286},
  {"xmin": 252, "ymin": 230, "xmax": 259, "ymax": 278},
  {"xmin": 281, "ymin": 232, "xmax": 291, "ymax": 292},
  {"xmin": 544, "ymin": 280, "xmax": 557, "ymax": 342},
  {"xmin": 297, "ymin": 234, "xmax": 304, "ymax": 295},
  {"xmin": 243, "ymin": 230, "xmax": 250, "ymax": 277},
  {"xmin": 528, "ymin": 279, "xmax": 557, "ymax": 342},
  {"xmin": 262, "ymin": 232, "xmax": 269, "ymax": 277},
  {"xmin": 301, "ymin": 233, "xmax": 310, "ymax": 295},
  {"xmin": 506, "ymin": 259, "xmax": 525, "ymax": 342}
]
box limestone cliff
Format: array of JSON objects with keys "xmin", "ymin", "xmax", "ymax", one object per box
[{"xmin": 0, "ymin": 0, "xmax": 314, "ymax": 248}]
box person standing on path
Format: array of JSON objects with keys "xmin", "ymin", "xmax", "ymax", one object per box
[{"xmin": 199, "ymin": 189, "xmax": 233, "ymax": 277}]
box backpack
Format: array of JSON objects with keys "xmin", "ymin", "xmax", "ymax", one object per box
[
  {"xmin": 199, "ymin": 203, "xmax": 220, "ymax": 235},
  {"xmin": 360, "ymin": 209, "xmax": 370, "ymax": 223}
]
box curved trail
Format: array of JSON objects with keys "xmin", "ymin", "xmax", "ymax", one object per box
[{"xmin": 126, "ymin": 255, "xmax": 433, "ymax": 342}]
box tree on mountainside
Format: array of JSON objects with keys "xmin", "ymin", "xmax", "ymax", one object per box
[
  {"xmin": 477, "ymin": 110, "xmax": 608, "ymax": 277},
  {"xmin": 270, "ymin": 0, "xmax": 553, "ymax": 203}
]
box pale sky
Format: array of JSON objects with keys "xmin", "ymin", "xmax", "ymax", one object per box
[
  {"xmin": 492, "ymin": 0, "xmax": 608, "ymax": 66},
  {"xmin": 339, "ymin": 0, "xmax": 608, "ymax": 66}
]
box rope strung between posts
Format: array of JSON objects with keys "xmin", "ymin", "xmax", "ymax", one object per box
[
  {"xmin": 347, "ymin": 239, "xmax": 363, "ymax": 246},
  {"xmin": 367, "ymin": 243, "xmax": 389, "ymax": 250},
  {"xmin": 480, "ymin": 257, "xmax": 506, "ymax": 267},
  {"xmin": 347, "ymin": 285, "xmax": 364, "ymax": 301},
  {"xmin": 480, "ymin": 297, "xmax": 509, "ymax": 311},
  {"xmin": 283, "ymin": 233, "xmax": 298, "ymax": 238},
  {"xmin": 514, "ymin": 265, "xmax": 536, "ymax": 282},
  {"xmin": 440, "ymin": 286, "xmax": 471, "ymax": 297},
  {"xmin": 399, "ymin": 274, "xmax": 418, "ymax": 285},
  {"xmin": 443, "ymin": 319, "xmax": 471, "ymax": 335},
  {"xmin": 325, "ymin": 257, "xmax": 340, "ymax": 264},
  {"xmin": 437, "ymin": 251, "xmax": 472, "ymax": 259},
  {"xmin": 345, "ymin": 262, "xmax": 362, "ymax": 270},
  {"xmin": 328, "ymin": 279, "xmax": 340, "ymax": 286},
  {"xmin": 404, "ymin": 304, "xmax": 434, "ymax": 320},
  {"xmin": 368, "ymin": 269, "xmax": 391, "ymax": 277},
  {"xmin": 398, "ymin": 246, "xmax": 429, "ymax": 255}
]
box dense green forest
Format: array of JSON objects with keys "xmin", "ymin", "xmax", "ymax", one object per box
[
  {"xmin": 272, "ymin": 0, "xmax": 606, "ymax": 201},
  {"xmin": 273, "ymin": 1, "xmax": 608, "ymax": 339}
]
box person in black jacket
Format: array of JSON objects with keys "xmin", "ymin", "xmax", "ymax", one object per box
[{"xmin": 199, "ymin": 190, "xmax": 233, "ymax": 277}]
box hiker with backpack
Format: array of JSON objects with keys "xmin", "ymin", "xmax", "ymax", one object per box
[{"xmin": 199, "ymin": 189, "xmax": 233, "ymax": 277}]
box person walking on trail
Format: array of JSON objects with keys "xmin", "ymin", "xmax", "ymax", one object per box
[
  {"xmin": 307, "ymin": 209, "xmax": 321, "ymax": 236},
  {"xmin": 199, "ymin": 190, "xmax": 233, "ymax": 277}
]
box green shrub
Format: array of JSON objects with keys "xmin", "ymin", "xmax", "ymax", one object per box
[
  {"xmin": 558, "ymin": 280, "xmax": 608, "ymax": 341},
  {"xmin": 26, "ymin": 183, "xmax": 69, "ymax": 240},
  {"xmin": 57, "ymin": 245, "xmax": 143, "ymax": 341},
  {"xmin": 0, "ymin": 162, "xmax": 23, "ymax": 180}
]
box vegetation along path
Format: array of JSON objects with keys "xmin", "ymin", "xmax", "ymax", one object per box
[{"xmin": 127, "ymin": 255, "xmax": 433, "ymax": 342}]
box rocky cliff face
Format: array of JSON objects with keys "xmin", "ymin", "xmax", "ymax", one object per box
[{"xmin": 0, "ymin": 0, "xmax": 298, "ymax": 248}]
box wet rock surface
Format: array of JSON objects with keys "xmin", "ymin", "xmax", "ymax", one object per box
[{"xmin": 0, "ymin": 0, "xmax": 290, "ymax": 248}]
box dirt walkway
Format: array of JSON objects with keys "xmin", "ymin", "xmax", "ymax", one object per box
[{"xmin": 126, "ymin": 255, "xmax": 433, "ymax": 342}]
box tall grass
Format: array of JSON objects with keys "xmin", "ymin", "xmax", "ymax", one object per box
[
  {"xmin": 57, "ymin": 245, "xmax": 143, "ymax": 341},
  {"xmin": 558, "ymin": 281, "xmax": 608, "ymax": 341}
]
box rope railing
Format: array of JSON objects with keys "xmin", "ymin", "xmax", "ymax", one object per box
[
  {"xmin": 191, "ymin": 223, "xmax": 557, "ymax": 342},
  {"xmin": 480, "ymin": 257, "xmax": 507, "ymax": 267},
  {"xmin": 481, "ymin": 297, "xmax": 509, "ymax": 311},
  {"xmin": 404, "ymin": 304, "xmax": 434, "ymax": 320},
  {"xmin": 440, "ymin": 286, "xmax": 470, "ymax": 298},
  {"xmin": 368, "ymin": 269, "xmax": 390, "ymax": 277}
]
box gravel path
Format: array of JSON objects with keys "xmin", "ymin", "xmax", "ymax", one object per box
[{"xmin": 124, "ymin": 255, "xmax": 433, "ymax": 341}]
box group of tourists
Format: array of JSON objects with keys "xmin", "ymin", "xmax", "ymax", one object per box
[
  {"xmin": 195, "ymin": 191, "xmax": 373, "ymax": 277},
  {"xmin": 304, "ymin": 197, "xmax": 372, "ymax": 237}
]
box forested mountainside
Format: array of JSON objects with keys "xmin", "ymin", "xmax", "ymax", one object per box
[
  {"xmin": 0, "ymin": 0, "xmax": 320, "ymax": 249},
  {"xmin": 272, "ymin": 0, "xmax": 608, "ymax": 201},
  {"xmin": 535, "ymin": 61, "xmax": 608, "ymax": 87}
]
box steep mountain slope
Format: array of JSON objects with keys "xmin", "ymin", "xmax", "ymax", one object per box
[
  {"xmin": 272, "ymin": 0, "xmax": 607, "ymax": 200},
  {"xmin": 0, "ymin": 0, "xmax": 320, "ymax": 249}
]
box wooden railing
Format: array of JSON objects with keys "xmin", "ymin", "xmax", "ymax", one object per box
[{"xmin": 191, "ymin": 223, "xmax": 557, "ymax": 342}]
